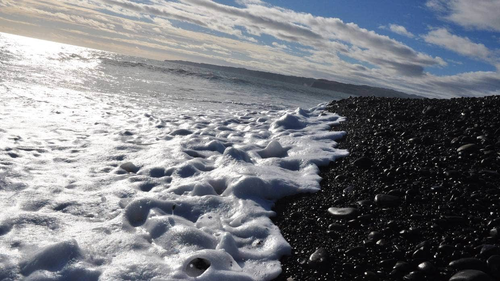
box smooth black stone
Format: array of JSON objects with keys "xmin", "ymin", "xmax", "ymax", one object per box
[
  {"xmin": 353, "ymin": 157, "xmax": 374, "ymax": 169},
  {"xmin": 449, "ymin": 270, "xmax": 493, "ymax": 281},
  {"xmin": 449, "ymin": 258, "xmax": 486, "ymax": 271},
  {"xmin": 457, "ymin": 144, "xmax": 478, "ymax": 153},
  {"xmin": 479, "ymin": 244, "xmax": 499, "ymax": 258},
  {"xmin": 357, "ymin": 214, "xmax": 373, "ymax": 223},
  {"xmin": 347, "ymin": 219, "xmax": 361, "ymax": 228},
  {"xmin": 290, "ymin": 212, "xmax": 302, "ymax": 221},
  {"xmin": 308, "ymin": 248, "xmax": 329, "ymax": 265},
  {"xmin": 442, "ymin": 216, "xmax": 467, "ymax": 225},
  {"xmin": 403, "ymin": 271, "xmax": 424, "ymax": 281},
  {"xmin": 400, "ymin": 228, "xmax": 421, "ymax": 240},
  {"xmin": 375, "ymin": 239, "xmax": 389, "ymax": 247},
  {"xmin": 368, "ymin": 231, "xmax": 382, "ymax": 241},
  {"xmin": 374, "ymin": 194, "xmax": 400, "ymax": 207},
  {"xmin": 418, "ymin": 261, "xmax": 436, "ymax": 275},
  {"xmin": 327, "ymin": 207, "xmax": 360, "ymax": 219},
  {"xmin": 379, "ymin": 259, "xmax": 397, "ymax": 269},
  {"xmin": 490, "ymin": 228, "xmax": 499, "ymax": 239},
  {"xmin": 422, "ymin": 106, "xmax": 438, "ymax": 116},
  {"xmin": 345, "ymin": 246, "xmax": 366, "ymax": 256},
  {"xmin": 328, "ymin": 223, "xmax": 346, "ymax": 231},
  {"xmin": 185, "ymin": 258, "xmax": 211, "ymax": 277},
  {"xmin": 412, "ymin": 249, "xmax": 431, "ymax": 261},
  {"xmin": 364, "ymin": 271, "xmax": 378, "ymax": 280},
  {"xmin": 393, "ymin": 261, "xmax": 412, "ymax": 273},
  {"xmin": 356, "ymin": 199, "xmax": 372, "ymax": 206},
  {"xmin": 487, "ymin": 255, "xmax": 500, "ymax": 277}
]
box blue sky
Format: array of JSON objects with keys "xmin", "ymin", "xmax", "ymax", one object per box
[
  {"xmin": 216, "ymin": 0, "xmax": 499, "ymax": 76},
  {"xmin": 0, "ymin": 0, "xmax": 499, "ymax": 98}
]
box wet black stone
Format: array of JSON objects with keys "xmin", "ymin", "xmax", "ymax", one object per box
[
  {"xmin": 393, "ymin": 261, "xmax": 412, "ymax": 273},
  {"xmin": 490, "ymin": 228, "xmax": 499, "ymax": 239},
  {"xmin": 400, "ymin": 228, "xmax": 421, "ymax": 241},
  {"xmin": 368, "ymin": 231, "xmax": 382, "ymax": 241},
  {"xmin": 479, "ymin": 244, "xmax": 499, "ymax": 258},
  {"xmin": 487, "ymin": 255, "xmax": 500, "ymax": 278},
  {"xmin": 353, "ymin": 157, "xmax": 374, "ymax": 169},
  {"xmin": 449, "ymin": 258, "xmax": 486, "ymax": 271},
  {"xmin": 185, "ymin": 258, "xmax": 211, "ymax": 277},
  {"xmin": 364, "ymin": 271, "xmax": 378, "ymax": 280},
  {"xmin": 422, "ymin": 106, "xmax": 438, "ymax": 116},
  {"xmin": 441, "ymin": 216, "xmax": 467, "ymax": 225},
  {"xmin": 328, "ymin": 222, "xmax": 346, "ymax": 231},
  {"xmin": 374, "ymin": 194, "xmax": 400, "ymax": 207},
  {"xmin": 403, "ymin": 271, "xmax": 424, "ymax": 281},
  {"xmin": 449, "ymin": 270, "xmax": 493, "ymax": 281},
  {"xmin": 437, "ymin": 244, "xmax": 454, "ymax": 257},
  {"xmin": 418, "ymin": 261, "xmax": 436, "ymax": 275},
  {"xmin": 412, "ymin": 248, "xmax": 431, "ymax": 261},
  {"xmin": 457, "ymin": 144, "xmax": 478, "ymax": 153},
  {"xmin": 379, "ymin": 259, "xmax": 397, "ymax": 269},
  {"xmin": 272, "ymin": 96, "xmax": 500, "ymax": 281},
  {"xmin": 345, "ymin": 246, "xmax": 366, "ymax": 257},
  {"xmin": 308, "ymin": 248, "xmax": 329, "ymax": 265},
  {"xmin": 327, "ymin": 207, "xmax": 360, "ymax": 219}
]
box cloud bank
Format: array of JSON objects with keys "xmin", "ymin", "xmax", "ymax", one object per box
[
  {"xmin": 0, "ymin": 0, "xmax": 498, "ymax": 98},
  {"xmin": 423, "ymin": 28, "xmax": 491, "ymax": 60},
  {"xmin": 426, "ymin": 0, "xmax": 500, "ymax": 32}
]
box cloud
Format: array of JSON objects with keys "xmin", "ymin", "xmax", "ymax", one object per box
[
  {"xmin": 235, "ymin": 0, "xmax": 264, "ymax": 5},
  {"xmin": 176, "ymin": 0, "xmax": 444, "ymax": 76},
  {"xmin": 271, "ymin": 42, "xmax": 288, "ymax": 50},
  {"xmin": 1, "ymin": 0, "xmax": 499, "ymax": 98},
  {"xmin": 425, "ymin": 71, "xmax": 500, "ymax": 97},
  {"xmin": 423, "ymin": 28, "xmax": 491, "ymax": 60},
  {"xmin": 0, "ymin": 0, "xmax": 13, "ymax": 7},
  {"xmin": 426, "ymin": 0, "xmax": 500, "ymax": 32},
  {"xmin": 447, "ymin": 59, "xmax": 463, "ymax": 65},
  {"xmin": 101, "ymin": 0, "xmax": 210, "ymax": 28},
  {"xmin": 385, "ymin": 24, "xmax": 414, "ymax": 38}
]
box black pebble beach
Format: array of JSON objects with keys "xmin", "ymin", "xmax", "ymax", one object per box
[{"xmin": 272, "ymin": 96, "xmax": 500, "ymax": 281}]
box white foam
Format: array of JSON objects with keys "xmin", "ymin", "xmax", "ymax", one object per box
[{"xmin": 0, "ymin": 33, "xmax": 348, "ymax": 281}]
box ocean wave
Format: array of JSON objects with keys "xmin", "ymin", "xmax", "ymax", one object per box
[{"xmin": 100, "ymin": 58, "xmax": 250, "ymax": 85}]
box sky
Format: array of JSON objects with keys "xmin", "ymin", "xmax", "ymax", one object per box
[{"xmin": 0, "ymin": 0, "xmax": 499, "ymax": 98}]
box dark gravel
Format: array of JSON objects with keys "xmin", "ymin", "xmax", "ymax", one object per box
[{"xmin": 272, "ymin": 96, "xmax": 500, "ymax": 281}]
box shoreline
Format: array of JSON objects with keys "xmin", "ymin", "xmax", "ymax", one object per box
[{"xmin": 273, "ymin": 96, "xmax": 500, "ymax": 281}]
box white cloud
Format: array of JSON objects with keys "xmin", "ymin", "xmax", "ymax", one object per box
[
  {"xmin": 176, "ymin": 0, "xmax": 444, "ymax": 76},
  {"xmin": 387, "ymin": 24, "xmax": 414, "ymax": 38},
  {"xmin": 0, "ymin": 0, "xmax": 12, "ymax": 7},
  {"xmin": 426, "ymin": 0, "xmax": 500, "ymax": 32},
  {"xmin": 447, "ymin": 59, "xmax": 463, "ymax": 65},
  {"xmin": 425, "ymin": 0, "xmax": 447, "ymax": 12},
  {"xmin": 235, "ymin": 0, "xmax": 264, "ymax": 5},
  {"xmin": 271, "ymin": 42, "xmax": 288, "ymax": 50},
  {"xmin": 1, "ymin": 0, "xmax": 499, "ymax": 98},
  {"xmin": 423, "ymin": 28, "xmax": 491, "ymax": 60}
]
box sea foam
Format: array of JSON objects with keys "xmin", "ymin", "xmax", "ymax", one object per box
[{"xmin": 0, "ymin": 33, "xmax": 348, "ymax": 281}]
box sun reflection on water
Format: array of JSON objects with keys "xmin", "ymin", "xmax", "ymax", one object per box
[{"xmin": 1, "ymin": 32, "xmax": 106, "ymax": 89}]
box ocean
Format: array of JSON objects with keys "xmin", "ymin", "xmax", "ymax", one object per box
[{"xmin": 0, "ymin": 32, "xmax": 348, "ymax": 280}]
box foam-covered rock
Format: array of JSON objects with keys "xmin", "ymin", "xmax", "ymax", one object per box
[
  {"xmin": 271, "ymin": 113, "xmax": 304, "ymax": 130},
  {"xmin": 221, "ymin": 147, "xmax": 252, "ymax": 163},
  {"xmin": 256, "ymin": 140, "xmax": 288, "ymax": 159},
  {"xmin": 20, "ymin": 240, "xmax": 82, "ymax": 276},
  {"xmin": 120, "ymin": 162, "xmax": 140, "ymax": 173}
]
